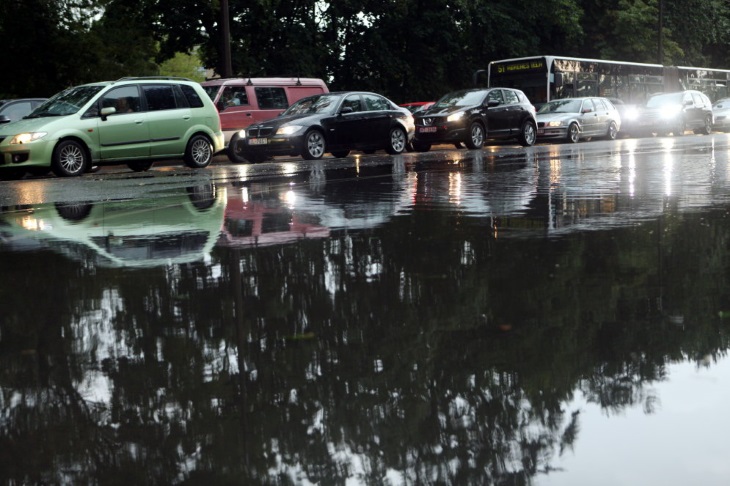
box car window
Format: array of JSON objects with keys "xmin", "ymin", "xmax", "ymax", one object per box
[
  {"xmin": 342, "ymin": 95, "xmax": 363, "ymax": 113},
  {"xmin": 100, "ymin": 86, "xmax": 141, "ymax": 114},
  {"xmin": 180, "ymin": 85, "xmax": 205, "ymax": 108},
  {"xmin": 691, "ymin": 92, "xmax": 706, "ymax": 107},
  {"xmin": 486, "ymin": 90, "xmax": 504, "ymax": 104},
  {"xmin": 255, "ymin": 87, "xmax": 288, "ymax": 109},
  {"xmin": 593, "ymin": 98, "xmax": 607, "ymax": 111},
  {"xmin": 142, "ymin": 84, "xmax": 177, "ymax": 111},
  {"xmin": 363, "ymin": 94, "xmax": 391, "ymax": 111},
  {"xmin": 582, "ymin": 99, "xmax": 595, "ymax": 112},
  {"xmin": 220, "ymin": 86, "xmax": 249, "ymax": 107},
  {"xmin": 0, "ymin": 101, "xmax": 32, "ymax": 121},
  {"xmin": 503, "ymin": 90, "xmax": 519, "ymax": 105}
]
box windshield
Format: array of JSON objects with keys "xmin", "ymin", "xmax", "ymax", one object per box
[
  {"xmin": 646, "ymin": 92, "xmax": 683, "ymax": 108},
  {"xmin": 434, "ymin": 90, "xmax": 486, "ymax": 109},
  {"xmin": 27, "ymin": 85, "xmax": 104, "ymax": 118},
  {"xmin": 283, "ymin": 94, "xmax": 341, "ymax": 115},
  {"xmin": 202, "ymin": 85, "xmax": 219, "ymax": 100},
  {"xmin": 538, "ymin": 99, "xmax": 583, "ymax": 114}
]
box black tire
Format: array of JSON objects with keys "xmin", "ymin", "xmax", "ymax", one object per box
[
  {"xmin": 127, "ymin": 161, "xmax": 153, "ymax": 172},
  {"xmin": 605, "ymin": 121, "xmax": 619, "ymax": 140},
  {"xmin": 695, "ymin": 115, "xmax": 712, "ymax": 135},
  {"xmin": 55, "ymin": 202, "xmax": 93, "ymax": 221},
  {"xmin": 187, "ymin": 184, "xmax": 217, "ymax": 210},
  {"xmin": 464, "ymin": 122, "xmax": 485, "ymax": 149},
  {"xmin": 518, "ymin": 120, "xmax": 537, "ymax": 147},
  {"xmin": 566, "ymin": 123, "xmax": 580, "ymax": 143},
  {"xmin": 227, "ymin": 132, "xmax": 248, "ymax": 164},
  {"xmin": 331, "ymin": 150, "xmax": 350, "ymax": 158},
  {"xmin": 184, "ymin": 134, "xmax": 213, "ymax": 168},
  {"xmin": 386, "ymin": 126, "xmax": 407, "ymax": 154},
  {"xmin": 51, "ymin": 140, "xmax": 89, "ymax": 177},
  {"xmin": 412, "ymin": 141, "xmax": 431, "ymax": 152},
  {"xmin": 301, "ymin": 130, "xmax": 325, "ymax": 160}
]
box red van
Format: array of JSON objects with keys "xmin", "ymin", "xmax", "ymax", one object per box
[{"xmin": 201, "ymin": 77, "xmax": 329, "ymax": 162}]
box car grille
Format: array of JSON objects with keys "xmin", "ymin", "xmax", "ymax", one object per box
[
  {"xmin": 416, "ymin": 117, "xmax": 443, "ymax": 126},
  {"xmin": 247, "ymin": 126, "xmax": 275, "ymax": 137}
]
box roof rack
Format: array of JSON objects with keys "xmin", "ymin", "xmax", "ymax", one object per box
[{"xmin": 116, "ymin": 76, "xmax": 193, "ymax": 81}]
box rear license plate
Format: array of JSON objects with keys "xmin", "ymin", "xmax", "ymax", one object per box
[
  {"xmin": 418, "ymin": 126, "xmax": 437, "ymax": 133},
  {"xmin": 248, "ymin": 138, "xmax": 268, "ymax": 145}
]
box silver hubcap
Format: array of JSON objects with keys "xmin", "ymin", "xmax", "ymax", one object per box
[
  {"xmin": 391, "ymin": 129, "xmax": 405, "ymax": 152},
  {"xmin": 192, "ymin": 139, "xmax": 211, "ymax": 165},
  {"xmin": 307, "ymin": 132, "xmax": 324, "ymax": 158},
  {"xmin": 60, "ymin": 144, "xmax": 84, "ymax": 173},
  {"xmin": 524, "ymin": 123, "xmax": 536, "ymax": 145},
  {"xmin": 471, "ymin": 125, "xmax": 484, "ymax": 146}
]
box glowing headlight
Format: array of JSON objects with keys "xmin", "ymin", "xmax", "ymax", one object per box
[
  {"xmin": 237, "ymin": 129, "xmax": 246, "ymax": 138},
  {"xmin": 276, "ymin": 125, "xmax": 303, "ymax": 135},
  {"xmin": 447, "ymin": 112, "xmax": 465, "ymax": 122},
  {"xmin": 624, "ymin": 107, "xmax": 639, "ymax": 121},
  {"xmin": 546, "ymin": 121, "xmax": 563, "ymax": 127},
  {"xmin": 660, "ymin": 105, "xmax": 682, "ymax": 119},
  {"xmin": 10, "ymin": 132, "xmax": 47, "ymax": 144}
]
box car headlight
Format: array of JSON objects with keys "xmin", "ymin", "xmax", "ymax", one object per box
[
  {"xmin": 447, "ymin": 112, "xmax": 465, "ymax": 122},
  {"xmin": 237, "ymin": 129, "xmax": 246, "ymax": 138},
  {"xmin": 546, "ymin": 121, "xmax": 563, "ymax": 127},
  {"xmin": 276, "ymin": 125, "xmax": 303, "ymax": 135},
  {"xmin": 10, "ymin": 132, "xmax": 48, "ymax": 144},
  {"xmin": 660, "ymin": 105, "xmax": 682, "ymax": 120},
  {"xmin": 624, "ymin": 107, "xmax": 639, "ymax": 121}
]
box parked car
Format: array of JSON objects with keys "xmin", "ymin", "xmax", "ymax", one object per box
[
  {"xmin": 400, "ymin": 101, "xmax": 435, "ymax": 114},
  {"xmin": 232, "ymin": 91, "xmax": 414, "ymax": 162},
  {"xmin": 201, "ymin": 77, "xmax": 329, "ymax": 162},
  {"xmin": 536, "ymin": 97, "xmax": 621, "ymax": 142},
  {"xmin": 0, "ymin": 98, "xmax": 47, "ymax": 124},
  {"xmin": 712, "ymin": 97, "xmax": 730, "ymax": 132},
  {"xmin": 0, "ymin": 77, "xmax": 224, "ymax": 180},
  {"xmin": 631, "ymin": 90, "xmax": 713, "ymax": 137},
  {"xmin": 411, "ymin": 88, "xmax": 537, "ymax": 152}
]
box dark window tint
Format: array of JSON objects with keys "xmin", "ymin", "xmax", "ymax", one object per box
[
  {"xmin": 363, "ymin": 94, "xmax": 391, "ymax": 111},
  {"xmin": 99, "ymin": 86, "xmax": 142, "ymax": 115},
  {"xmin": 142, "ymin": 84, "xmax": 177, "ymax": 111},
  {"xmin": 503, "ymin": 90, "xmax": 519, "ymax": 104},
  {"xmin": 487, "ymin": 90, "xmax": 505, "ymax": 104},
  {"xmin": 342, "ymin": 95, "xmax": 363, "ymax": 112},
  {"xmin": 255, "ymin": 87, "xmax": 288, "ymax": 109},
  {"xmin": 180, "ymin": 84, "xmax": 205, "ymax": 108}
]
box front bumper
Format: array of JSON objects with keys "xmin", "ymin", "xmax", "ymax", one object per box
[{"xmin": 413, "ymin": 124, "xmax": 466, "ymax": 144}]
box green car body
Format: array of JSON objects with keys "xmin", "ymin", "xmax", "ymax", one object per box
[{"xmin": 0, "ymin": 77, "xmax": 224, "ymax": 178}]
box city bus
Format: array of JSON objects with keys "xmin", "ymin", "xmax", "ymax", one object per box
[{"xmin": 475, "ymin": 55, "xmax": 730, "ymax": 106}]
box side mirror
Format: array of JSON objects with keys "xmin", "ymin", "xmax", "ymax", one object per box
[
  {"xmin": 582, "ymin": 107, "xmax": 593, "ymax": 113},
  {"xmin": 0, "ymin": 115, "xmax": 10, "ymax": 124},
  {"xmin": 100, "ymin": 106, "xmax": 116, "ymax": 121},
  {"xmin": 340, "ymin": 106, "xmax": 354, "ymax": 115},
  {"xmin": 487, "ymin": 100, "xmax": 500, "ymax": 108}
]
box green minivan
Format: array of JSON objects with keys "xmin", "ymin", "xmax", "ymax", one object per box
[{"xmin": 0, "ymin": 77, "xmax": 224, "ymax": 179}]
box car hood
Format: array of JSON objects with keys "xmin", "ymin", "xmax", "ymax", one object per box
[
  {"xmin": 251, "ymin": 113, "xmax": 326, "ymax": 128},
  {"xmin": 417, "ymin": 105, "xmax": 475, "ymax": 117},
  {"xmin": 0, "ymin": 116, "xmax": 67, "ymax": 135},
  {"xmin": 535, "ymin": 113, "xmax": 577, "ymax": 122}
]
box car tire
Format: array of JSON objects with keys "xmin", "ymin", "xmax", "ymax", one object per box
[
  {"xmin": 55, "ymin": 202, "xmax": 93, "ymax": 221},
  {"xmin": 567, "ymin": 123, "xmax": 580, "ymax": 143},
  {"xmin": 605, "ymin": 121, "xmax": 618, "ymax": 140},
  {"xmin": 465, "ymin": 122, "xmax": 485, "ymax": 149},
  {"xmin": 127, "ymin": 161, "xmax": 153, "ymax": 172},
  {"xmin": 412, "ymin": 141, "xmax": 431, "ymax": 152},
  {"xmin": 187, "ymin": 184, "xmax": 217, "ymax": 210},
  {"xmin": 331, "ymin": 150, "xmax": 350, "ymax": 158},
  {"xmin": 301, "ymin": 129, "xmax": 325, "ymax": 160},
  {"xmin": 52, "ymin": 139, "xmax": 89, "ymax": 177},
  {"xmin": 184, "ymin": 134, "xmax": 213, "ymax": 168},
  {"xmin": 695, "ymin": 115, "xmax": 712, "ymax": 135},
  {"xmin": 227, "ymin": 132, "xmax": 249, "ymax": 164},
  {"xmin": 386, "ymin": 126, "xmax": 407, "ymax": 154},
  {"xmin": 518, "ymin": 120, "xmax": 537, "ymax": 146}
]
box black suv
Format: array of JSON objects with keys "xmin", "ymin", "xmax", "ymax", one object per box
[
  {"xmin": 412, "ymin": 88, "xmax": 537, "ymax": 151},
  {"xmin": 633, "ymin": 90, "xmax": 713, "ymax": 136}
]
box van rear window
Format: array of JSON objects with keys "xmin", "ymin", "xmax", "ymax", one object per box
[
  {"xmin": 255, "ymin": 87, "xmax": 288, "ymax": 109},
  {"xmin": 181, "ymin": 85, "xmax": 205, "ymax": 108}
]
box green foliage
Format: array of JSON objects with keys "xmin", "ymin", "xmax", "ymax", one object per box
[{"xmin": 159, "ymin": 51, "xmax": 206, "ymax": 82}]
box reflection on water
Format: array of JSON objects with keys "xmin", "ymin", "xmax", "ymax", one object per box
[{"xmin": 2, "ymin": 142, "xmax": 730, "ymax": 484}]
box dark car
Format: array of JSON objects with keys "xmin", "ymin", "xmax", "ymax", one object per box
[
  {"xmin": 632, "ymin": 90, "xmax": 713, "ymax": 137},
  {"xmin": 411, "ymin": 88, "xmax": 537, "ymax": 152},
  {"xmin": 0, "ymin": 98, "xmax": 47, "ymax": 124},
  {"xmin": 536, "ymin": 97, "xmax": 621, "ymax": 142},
  {"xmin": 231, "ymin": 91, "xmax": 414, "ymax": 163}
]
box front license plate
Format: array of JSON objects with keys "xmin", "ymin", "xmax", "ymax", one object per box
[
  {"xmin": 248, "ymin": 138, "xmax": 268, "ymax": 145},
  {"xmin": 537, "ymin": 129, "xmax": 544, "ymax": 135},
  {"xmin": 418, "ymin": 126, "xmax": 437, "ymax": 133}
]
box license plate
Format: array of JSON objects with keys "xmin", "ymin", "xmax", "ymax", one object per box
[
  {"xmin": 248, "ymin": 138, "xmax": 268, "ymax": 145},
  {"xmin": 418, "ymin": 126, "xmax": 437, "ymax": 133},
  {"xmin": 537, "ymin": 129, "xmax": 544, "ymax": 134}
]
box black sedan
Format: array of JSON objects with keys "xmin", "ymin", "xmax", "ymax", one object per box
[
  {"xmin": 229, "ymin": 91, "xmax": 415, "ymax": 163},
  {"xmin": 411, "ymin": 88, "xmax": 537, "ymax": 152}
]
